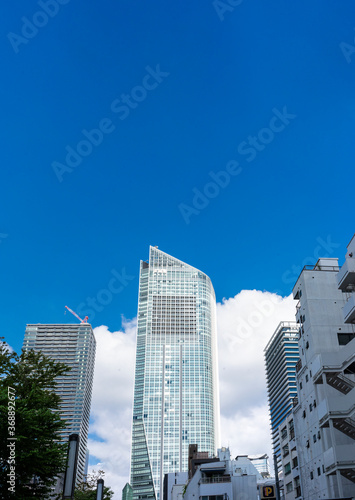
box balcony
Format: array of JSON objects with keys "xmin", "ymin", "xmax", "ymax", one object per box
[
  {"xmin": 338, "ymin": 258, "xmax": 355, "ymax": 291},
  {"xmin": 324, "ymin": 444, "xmax": 355, "ymax": 473},
  {"xmin": 313, "ymin": 347, "xmax": 355, "ymax": 385},
  {"xmin": 200, "ymin": 476, "xmax": 231, "ymax": 484},
  {"xmin": 343, "ymin": 294, "xmax": 355, "ymax": 324},
  {"xmin": 318, "ymin": 391, "xmax": 355, "ymax": 426}
]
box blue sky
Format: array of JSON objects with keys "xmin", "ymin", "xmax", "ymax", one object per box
[{"xmin": 1, "ymin": 0, "xmax": 355, "ymax": 355}]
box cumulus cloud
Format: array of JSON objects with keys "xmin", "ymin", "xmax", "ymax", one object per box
[
  {"xmin": 88, "ymin": 291, "xmax": 296, "ymax": 498},
  {"xmin": 88, "ymin": 319, "xmax": 137, "ymax": 498},
  {"xmin": 217, "ymin": 290, "xmax": 296, "ymax": 464}
]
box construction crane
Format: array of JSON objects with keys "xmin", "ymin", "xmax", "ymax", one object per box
[{"xmin": 65, "ymin": 305, "xmax": 89, "ymax": 323}]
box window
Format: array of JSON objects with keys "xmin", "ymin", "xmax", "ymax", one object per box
[
  {"xmin": 283, "ymin": 444, "xmax": 289, "ymax": 457},
  {"xmin": 292, "ymin": 456, "xmax": 298, "ymax": 468},
  {"xmin": 317, "ymin": 467, "xmax": 321, "ymax": 476},
  {"xmin": 285, "ymin": 462, "xmax": 291, "ymax": 475},
  {"xmin": 303, "ymin": 410, "xmax": 306, "ymax": 418},
  {"xmin": 281, "ymin": 426, "xmax": 287, "ymax": 440},
  {"xmin": 294, "ymin": 476, "xmax": 301, "ymax": 498},
  {"xmin": 309, "ymin": 403, "xmax": 313, "ymax": 412},
  {"xmin": 310, "ymin": 471, "xmax": 314, "ymax": 480},
  {"xmin": 286, "ymin": 481, "xmax": 293, "ymax": 493},
  {"xmin": 338, "ymin": 333, "xmax": 355, "ymax": 345},
  {"xmin": 317, "ymin": 430, "xmax": 321, "ymax": 440},
  {"xmin": 314, "ymin": 399, "xmax": 317, "ymax": 408},
  {"xmin": 306, "ymin": 440, "xmax": 310, "ymax": 448},
  {"xmin": 305, "ymin": 374, "xmax": 309, "ymax": 383},
  {"xmin": 313, "ymin": 434, "xmax": 317, "ymax": 443},
  {"xmin": 300, "ymin": 381, "xmax": 303, "ymax": 390}
]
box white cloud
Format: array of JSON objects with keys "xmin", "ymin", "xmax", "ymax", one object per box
[
  {"xmin": 87, "ymin": 291, "xmax": 296, "ymax": 498},
  {"xmin": 88, "ymin": 320, "xmax": 137, "ymax": 499},
  {"xmin": 217, "ymin": 290, "xmax": 296, "ymax": 468}
]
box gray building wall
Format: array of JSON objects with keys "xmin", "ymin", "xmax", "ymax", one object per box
[
  {"xmin": 292, "ymin": 255, "xmax": 355, "ymax": 499},
  {"xmin": 23, "ymin": 323, "xmax": 96, "ymax": 485}
]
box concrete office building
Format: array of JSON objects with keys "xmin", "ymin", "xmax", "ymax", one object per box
[
  {"xmin": 292, "ymin": 248, "xmax": 355, "ymax": 499},
  {"xmin": 278, "ymin": 413, "xmax": 300, "ymax": 499},
  {"xmin": 264, "ymin": 321, "xmax": 299, "ymax": 472},
  {"xmin": 23, "ymin": 323, "xmax": 96, "ymax": 485},
  {"xmin": 130, "ymin": 247, "xmax": 220, "ymax": 500},
  {"xmin": 163, "ymin": 447, "xmax": 274, "ymax": 500},
  {"xmin": 163, "ymin": 472, "xmax": 188, "ymax": 500},
  {"xmin": 180, "ymin": 448, "xmax": 269, "ymax": 500}
]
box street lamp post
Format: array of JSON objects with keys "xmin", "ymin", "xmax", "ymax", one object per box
[
  {"xmin": 96, "ymin": 478, "xmax": 104, "ymax": 500},
  {"xmin": 63, "ymin": 434, "xmax": 79, "ymax": 500}
]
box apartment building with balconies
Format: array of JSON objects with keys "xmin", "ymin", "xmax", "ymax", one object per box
[
  {"xmin": 264, "ymin": 322, "xmax": 299, "ymax": 475},
  {"xmin": 23, "ymin": 323, "xmax": 96, "ymax": 488},
  {"xmin": 292, "ymin": 248, "xmax": 355, "ymax": 500}
]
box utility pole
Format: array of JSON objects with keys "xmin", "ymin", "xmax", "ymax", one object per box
[{"xmin": 273, "ymin": 453, "xmax": 281, "ymax": 500}]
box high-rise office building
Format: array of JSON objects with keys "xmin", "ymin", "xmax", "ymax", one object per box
[
  {"xmin": 23, "ymin": 323, "xmax": 96, "ymax": 484},
  {"xmin": 264, "ymin": 321, "xmax": 299, "ymax": 473},
  {"xmin": 130, "ymin": 247, "xmax": 220, "ymax": 500}
]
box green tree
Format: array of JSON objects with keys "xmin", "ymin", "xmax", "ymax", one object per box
[
  {"xmin": 0, "ymin": 338, "xmax": 71, "ymax": 498},
  {"xmin": 74, "ymin": 470, "xmax": 114, "ymax": 499}
]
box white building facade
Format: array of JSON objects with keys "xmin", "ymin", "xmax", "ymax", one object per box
[
  {"xmin": 164, "ymin": 448, "xmax": 268, "ymax": 500},
  {"xmin": 292, "ymin": 251, "xmax": 355, "ymax": 499},
  {"xmin": 130, "ymin": 247, "xmax": 220, "ymax": 500},
  {"xmin": 278, "ymin": 413, "xmax": 300, "ymax": 499}
]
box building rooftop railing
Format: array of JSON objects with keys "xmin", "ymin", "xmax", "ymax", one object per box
[
  {"xmin": 200, "ymin": 476, "xmax": 231, "ymax": 484},
  {"xmin": 294, "ymin": 264, "xmax": 340, "ymax": 288},
  {"xmin": 264, "ymin": 321, "xmax": 299, "ymax": 352},
  {"xmin": 302, "ymin": 265, "xmax": 339, "ymax": 272}
]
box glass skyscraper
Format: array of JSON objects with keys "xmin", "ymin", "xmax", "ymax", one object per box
[
  {"xmin": 23, "ymin": 323, "xmax": 96, "ymax": 485},
  {"xmin": 130, "ymin": 247, "xmax": 220, "ymax": 500}
]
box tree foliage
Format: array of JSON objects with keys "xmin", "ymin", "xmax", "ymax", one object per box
[
  {"xmin": 74, "ymin": 470, "xmax": 114, "ymax": 499},
  {"xmin": 0, "ymin": 338, "xmax": 71, "ymax": 498}
]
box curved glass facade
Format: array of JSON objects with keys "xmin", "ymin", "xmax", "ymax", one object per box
[{"xmin": 130, "ymin": 247, "xmax": 219, "ymax": 500}]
